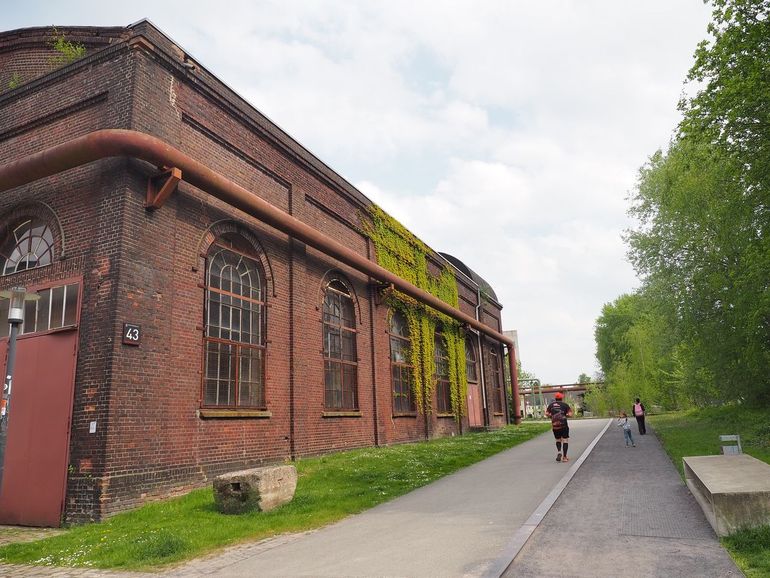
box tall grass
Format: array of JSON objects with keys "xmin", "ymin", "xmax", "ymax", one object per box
[
  {"xmin": 649, "ymin": 405, "xmax": 770, "ymax": 477},
  {"xmin": 0, "ymin": 423, "xmax": 549, "ymax": 570},
  {"xmin": 649, "ymin": 406, "xmax": 770, "ymax": 577}
]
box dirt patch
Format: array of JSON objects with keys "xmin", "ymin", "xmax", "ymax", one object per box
[{"xmin": 0, "ymin": 525, "xmax": 66, "ymax": 547}]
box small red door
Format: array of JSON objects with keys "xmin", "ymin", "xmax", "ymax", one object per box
[
  {"xmin": 0, "ymin": 330, "xmax": 78, "ymax": 526},
  {"xmin": 467, "ymin": 383, "xmax": 483, "ymax": 428}
]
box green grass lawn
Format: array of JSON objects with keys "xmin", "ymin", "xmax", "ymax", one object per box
[
  {"xmin": 0, "ymin": 422, "xmax": 549, "ymax": 570},
  {"xmin": 649, "ymin": 406, "xmax": 770, "ymax": 578}
]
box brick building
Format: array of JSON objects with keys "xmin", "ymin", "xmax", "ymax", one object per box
[{"xmin": 0, "ymin": 21, "xmax": 519, "ymax": 526}]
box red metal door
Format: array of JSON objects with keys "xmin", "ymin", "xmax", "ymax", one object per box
[
  {"xmin": 0, "ymin": 329, "xmax": 78, "ymax": 526},
  {"xmin": 467, "ymin": 383, "xmax": 483, "ymax": 428}
]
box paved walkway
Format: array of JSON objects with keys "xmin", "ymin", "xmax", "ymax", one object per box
[
  {"xmin": 503, "ymin": 422, "xmax": 742, "ymax": 578},
  {"xmin": 0, "ymin": 419, "xmax": 743, "ymax": 577}
]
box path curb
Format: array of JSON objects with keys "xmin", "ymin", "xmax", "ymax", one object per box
[{"xmin": 482, "ymin": 418, "xmax": 613, "ymax": 578}]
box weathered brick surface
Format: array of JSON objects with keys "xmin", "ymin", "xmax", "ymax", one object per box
[{"xmin": 0, "ymin": 23, "xmax": 509, "ymax": 523}]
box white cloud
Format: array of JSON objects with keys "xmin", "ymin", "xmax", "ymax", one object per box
[{"xmin": 4, "ymin": 0, "xmax": 712, "ymax": 382}]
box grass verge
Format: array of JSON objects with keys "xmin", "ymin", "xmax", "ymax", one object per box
[
  {"xmin": 649, "ymin": 406, "xmax": 770, "ymax": 577},
  {"xmin": 0, "ymin": 423, "xmax": 549, "ymax": 570}
]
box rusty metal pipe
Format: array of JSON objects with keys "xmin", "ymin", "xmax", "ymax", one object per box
[{"xmin": 0, "ymin": 129, "xmax": 522, "ymax": 423}]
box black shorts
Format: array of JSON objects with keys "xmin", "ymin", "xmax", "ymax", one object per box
[{"xmin": 552, "ymin": 427, "xmax": 569, "ymax": 440}]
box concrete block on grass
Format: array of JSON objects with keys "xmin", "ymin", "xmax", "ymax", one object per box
[
  {"xmin": 214, "ymin": 465, "xmax": 297, "ymax": 514},
  {"xmin": 684, "ymin": 454, "xmax": 770, "ymax": 536}
]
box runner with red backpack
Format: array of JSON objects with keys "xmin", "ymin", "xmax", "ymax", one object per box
[{"xmin": 546, "ymin": 391, "xmax": 573, "ymax": 462}]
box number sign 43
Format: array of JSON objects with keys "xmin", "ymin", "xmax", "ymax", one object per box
[{"xmin": 122, "ymin": 323, "xmax": 141, "ymax": 346}]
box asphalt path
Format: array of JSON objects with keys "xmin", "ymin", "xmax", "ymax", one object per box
[
  {"xmin": 168, "ymin": 419, "xmax": 609, "ymax": 577},
  {"xmin": 0, "ymin": 418, "xmax": 742, "ymax": 578},
  {"xmin": 503, "ymin": 421, "xmax": 742, "ymax": 578}
]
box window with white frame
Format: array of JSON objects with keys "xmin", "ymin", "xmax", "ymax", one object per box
[
  {"xmin": 0, "ymin": 219, "xmax": 54, "ymax": 276},
  {"xmin": 0, "ymin": 282, "xmax": 79, "ymax": 338}
]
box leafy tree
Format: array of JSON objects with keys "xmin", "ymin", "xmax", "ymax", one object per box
[
  {"xmin": 627, "ymin": 138, "xmax": 769, "ymax": 400},
  {"xmin": 614, "ymin": 0, "xmax": 770, "ymax": 405},
  {"xmin": 577, "ymin": 373, "xmax": 592, "ymax": 384},
  {"xmin": 680, "ymin": 0, "xmax": 770, "ymax": 199},
  {"xmin": 516, "ymin": 361, "xmax": 537, "ymax": 383},
  {"xmin": 594, "ymin": 294, "xmax": 640, "ymax": 376}
]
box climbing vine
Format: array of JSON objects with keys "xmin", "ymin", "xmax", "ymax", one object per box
[{"xmin": 364, "ymin": 205, "xmax": 467, "ymax": 418}]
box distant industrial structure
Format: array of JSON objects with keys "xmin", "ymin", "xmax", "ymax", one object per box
[{"xmin": 518, "ymin": 381, "xmax": 602, "ymax": 418}]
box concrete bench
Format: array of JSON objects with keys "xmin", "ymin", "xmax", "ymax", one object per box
[
  {"xmin": 719, "ymin": 434, "xmax": 742, "ymax": 455},
  {"xmin": 683, "ymin": 454, "xmax": 770, "ymax": 536},
  {"xmin": 213, "ymin": 465, "xmax": 297, "ymax": 514}
]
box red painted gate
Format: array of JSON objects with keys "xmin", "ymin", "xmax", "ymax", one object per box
[
  {"xmin": 0, "ymin": 281, "xmax": 80, "ymax": 527},
  {"xmin": 467, "ymin": 383, "xmax": 483, "ymax": 428}
]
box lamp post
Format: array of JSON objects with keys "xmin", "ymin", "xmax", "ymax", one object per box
[{"xmin": 0, "ymin": 287, "xmax": 39, "ymax": 491}]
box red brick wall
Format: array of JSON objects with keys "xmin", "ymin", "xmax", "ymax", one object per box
[
  {"xmin": 0, "ymin": 26, "xmax": 127, "ymax": 99},
  {"xmin": 0, "ymin": 23, "xmax": 507, "ymax": 522}
]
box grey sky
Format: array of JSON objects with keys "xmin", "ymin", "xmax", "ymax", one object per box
[{"xmin": 4, "ymin": 1, "xmax": 713, "ymax": 383}]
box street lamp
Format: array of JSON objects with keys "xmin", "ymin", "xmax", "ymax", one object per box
[{"xmin": 0, "ymin": 287, "xmax": 39, "ymax": 491}]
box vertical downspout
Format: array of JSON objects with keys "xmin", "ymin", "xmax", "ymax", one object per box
[
  {"xmin": 504, "ymin": 345, "xmax": 513, "ymax": 424},
  {"xmin": 476, "ymin": 287, "xmax": 489, "ymax": 428},
  {"xmin": 288, "ymin": 188, "xmax": 296, "ymax": 460},
  {"xmin": 367, "ymin": 239, "xmax": 379, "ymax": 446},
  {"xmin": 507, "ymin": 343, "xmax": 521, "ymax": 424},
  {"xmin": 423, "ymin": 333, "xmax": 430, "ymax": 440},
  {"xmin": 457, "ymin": 352, "xmax": 463, "ymax": 436}
]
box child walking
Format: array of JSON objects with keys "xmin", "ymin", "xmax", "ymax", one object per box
[{"xmin": 617, "ymin": 412, "xmax": 636, "ymax": 447}]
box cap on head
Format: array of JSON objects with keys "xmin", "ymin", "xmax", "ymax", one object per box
[{"xmin": 555, "ymin": 392, "xmax": 564, "ymax": 400}]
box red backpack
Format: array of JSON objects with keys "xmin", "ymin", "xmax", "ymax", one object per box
[{"xmin": 551, "ymin": 407, "xmax": 567, "ymax": 430}]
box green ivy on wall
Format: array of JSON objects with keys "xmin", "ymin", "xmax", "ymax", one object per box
[{"xmin": 364, "ymin": 205, "xmax": 468, "ymax": 418}]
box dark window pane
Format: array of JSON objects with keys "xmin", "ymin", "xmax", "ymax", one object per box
[
  {"xmin": 465, "ymin": 338, "xmax": 478, "ymax": 382},
  {"xmin": 341, "ymin": 299, "xmax": 355, "ymax": 328},
  {"xmin": 0, "ymin": 300, "xmax": 8, "ymax": 338},
  {"xmin": 22, "ymin": 300, "xmax": 37, "ymax": 334},
  {"xmin": 389, "ymin": 311, "xmax": 408, "ymax": 338},
  {"xmin": 490, "ymin": 351, "xmax": 503, "ymax": 413},
  {"xmin": 325, "ymin": 361, "xmax": 342, "ymax": 409},
  {"xmin": 434, "ymin": 333, "xmax": 452, "ymax": 413},
  {"xmin": 341, "ymin": 330, "xmax": 356, "ymax": 361},
  {"xmin": 437, "ymin": 380, "xmax": 452, "ymax": 413},
  {"xmin": 389, "ymin": 312, "xmax": 414, "ymax": 413},
  {"xmin": 203, "ymin": 341, "xmax": 236, "ymax": 406},
  {"xmin": 324, "ymin": 325, "xmax": 341, "ymax": 358},
  {"xmin": 50, "ymin": 285, "xmax": 65, "ymax": 329},
  {"xmin": 63, "ymin": 283, "xmax": 79, "ymax": 326},
  {"xmin": 238, "ymin": 348, "xmax": 264, "ymax": 407},
  {"xmin": 37, "ymin": 289, "xmax": 50, "ymax": 332},
  {"xmin": 343, "ymin": 364, "xmax": 358, "ymax": 409},
  {"xmin": 217, "ymin": 343, "xmax": 233, "ymax": 404}
]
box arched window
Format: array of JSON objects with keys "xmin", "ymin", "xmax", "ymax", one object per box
[
  {"xmin": 465, "ymin": 337, "xmax": 478, "ymax": 384},
  {"xmin": 490, "ymin": 348, "xmax": 504, "ymax": 415},
  {"xmin": 389, "ymin": 311, "xmax": 415, "ymax": 414},
  {"xmin": 1, "ymin": 219, "xmax": 54, "ymax": 275},
  {"xmin": 322, "ymin": 278, "xmax": 358, "ymax": 410},
  {"xmin": 203, "ymin": 240, "xmax": 266, "ymax": 409},
  {"xmin": 434, "ymin": 332, "xmax": 452, "ymax": 414}
]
